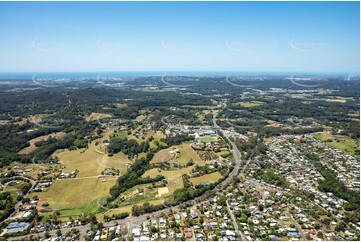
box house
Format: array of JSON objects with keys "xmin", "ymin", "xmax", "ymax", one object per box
[
  {"xmin": 287, "ymin": 232, "xmax": 300, "ymax": 238},
  {"xmin": 6, "ymin": 222, "xmax": 30, "ymax": 234},
  {"xmin": 132, "ymin": 228, "xmax": 140, "ymax": 237},
  {"xmin": 115, "ymin": 225, "xmax": 121, "ymax": 236},
  {"xmin": 139, "ymin": 235, "xmax": 150, "ymax": 241},
  {"xmin": 226, "ymin": 230, "xmax": 235, "ymax": 236},
  {"xmin": 191, "ymin": 209, "xmax": 198, "ymax": 219},
  {"xmin": 185, "ymin": 232, "xmax": 193, "ymax": 239}
]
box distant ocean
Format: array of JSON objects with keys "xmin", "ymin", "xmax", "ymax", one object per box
[
  {"xmin": 0, "ymin": 71, "xmax": 262, "ymax": 80},
  {"xmin": 0, "ymin": 71, "xmax": 351, "ymax": 80}
]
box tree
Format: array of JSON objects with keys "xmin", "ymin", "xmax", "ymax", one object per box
[
  {"xmin": 150, "ymin": 226, "xmax": 158, "ymax": 233},
  {"xmin": 186, "ymin": 159, "xmax": 194, "ymax": 166},
  {"xmin": 132, "ymin": 205, "xmax": 141, "ymax": 216},
  {"xmin": 218, "ymin": 195, "xmax": 227, "ymax": 206},
  {"xmin": 44, "ymin": 231, "xmax": 50, "ymax": 238},
  {"xmin": 88, "ymin": 213, "xmax": 97, "ymax": 224},
  {"xmin": 97, "ymin": 222, "xmax": 104, "ymax": 231},
  {"xmin": 335, "ymin": 221, "xmax": 346, "ymax": 232}
]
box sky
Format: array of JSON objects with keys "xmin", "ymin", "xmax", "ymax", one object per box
[{"xmin": 0, "ymin": 1, "xmax": 359, "ymax": 73}]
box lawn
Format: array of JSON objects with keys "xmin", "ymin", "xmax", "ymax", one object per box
[
  {"xmin": 199, "ymin": 136, "xmax": 218, "ymax": 143},
  {"xmin": 150, "ymin": 148, "xmax": 175, "ymax": 164},
  {"xmin": 135, "ymin": 115, "xmax": 146, "ymax": 121},
  {"xmin": 150, "ymin": 132, "xmax": 167, "ymax": 148},
  {"xmin": 348, "ymin": 113, "xmax": 359, "ymax": 117},
  {"xmin": 314, "ymin": 132, "xmax": 333, "ymax": 141},
  {"xmin": 189, "ymin": 172, "xmax": 222, "ymax": 186},
  {"xmin": 217, "ymin": 150, "xmax": 231, "ymax": 158},
  {"xmin": 347, "ymin": 113, "xmax": 359, "ymax": 122},
  {"xmin": 31, "ymin": 176, "xmax": 118, "ymax": 217},
  {"xmin": 143, "ymin": 168, "xmax": 186, "ymax": 194},
  {"xmin": 35, "ymin": 114, "xmax": 57, "ymax": 119},
  {"xmin": 314, "ymin": 132, "xmax": 360, "ymax": 159},
  {"xmin": 111, "ymin": 130, "xmax": 127, "ymax": 138},
  {"xmin": 84, "ymin": 112, "xmax": 112, "ymax": 122},
  {"xmin": 196, "ymin": 112, "xmax": 205, "ymax": 122},
  {"xmin": 238, "ymin": 101, "xmax": 264, "ymax": 107}
]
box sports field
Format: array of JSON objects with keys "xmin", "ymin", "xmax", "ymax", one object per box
[{"xmin": 199, "ymin": 136, "xmax": 218, "ymax": 143}]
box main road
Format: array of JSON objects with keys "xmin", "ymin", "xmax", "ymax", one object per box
[{"xmin": 212, "ymin": 104, "xmax": 247, "ymax": 241}]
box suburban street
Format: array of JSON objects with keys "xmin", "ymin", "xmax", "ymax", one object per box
[{"xmin": 3, "ymin": 176, "xmax": 36, "ymax": 223}]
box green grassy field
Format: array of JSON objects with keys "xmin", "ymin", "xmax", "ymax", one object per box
[
  {"xmin": 150, "ymin": 143, "xmax": 203, "ymax": 166},
  {"xmin": 199, "ymin": 136, "xmax": 218, "ymax": 143},
  {"xmin": 111, "ymin": 130, "xmax": 127, "ymax": 138},
  {"xmin": 189, "ymin": 172, "xmax": 222, "ymax": 186},
  {"xmin": 27, "ymin": 130, "xmax": 133, "ymax": 217},
  {"xmin": 31, "ymin": 176, "xmax": 117, "ymax": 217},
  {"xmin": 35, "ymin": 113, "xmax": 57, "ymax": 119},
  {"xmin": 347, "ymin": 113, "xmax": 360, "ymax": 122},
  {"xmin": 97, "ymin": 199, "xmax": 164, "ymax": 221},
  {"xmin": 314, "ymin": 132, "xmax": 360, "ymax": 159},
  {"xmin": 145, "ymin": 143, "xmax": 207, "ymax": 194},
  {"xmin": 238, "ymin": 101, "xmax": 264, "ymax": 107},
  {"xmin": 84, "ymin": 112, "xmax": 112, "ymax": 122},
  {"xmin": 53, "ymin": 130, "xmax": 131, "ymax": 178}
]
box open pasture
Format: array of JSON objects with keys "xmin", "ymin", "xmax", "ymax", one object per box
[
  {"xmin": 31, "ymin": 176, "xmax": 117, "ymax": 217},
  {"xmin": 19, "ymin": 132, "xmax": 66, "ymax": 155},
  {"xmin": 85, "ymin": 112, "xmax": 112, "ymax": 122},
  {"xmin": 189, "ymin": 172, "xmax": 222, "ymax": 186},
  {"xmin": 53, "ymin": 130, "xmax": 132, "ymax": 178},
  {"xmin": 237, "ymin": 101, "xmax": 264, "ymax": 107}
]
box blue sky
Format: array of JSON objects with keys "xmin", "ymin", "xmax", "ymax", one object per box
[{"xmin": 0, "ymin": 1, "xmax": 359, "ymax": 73}]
